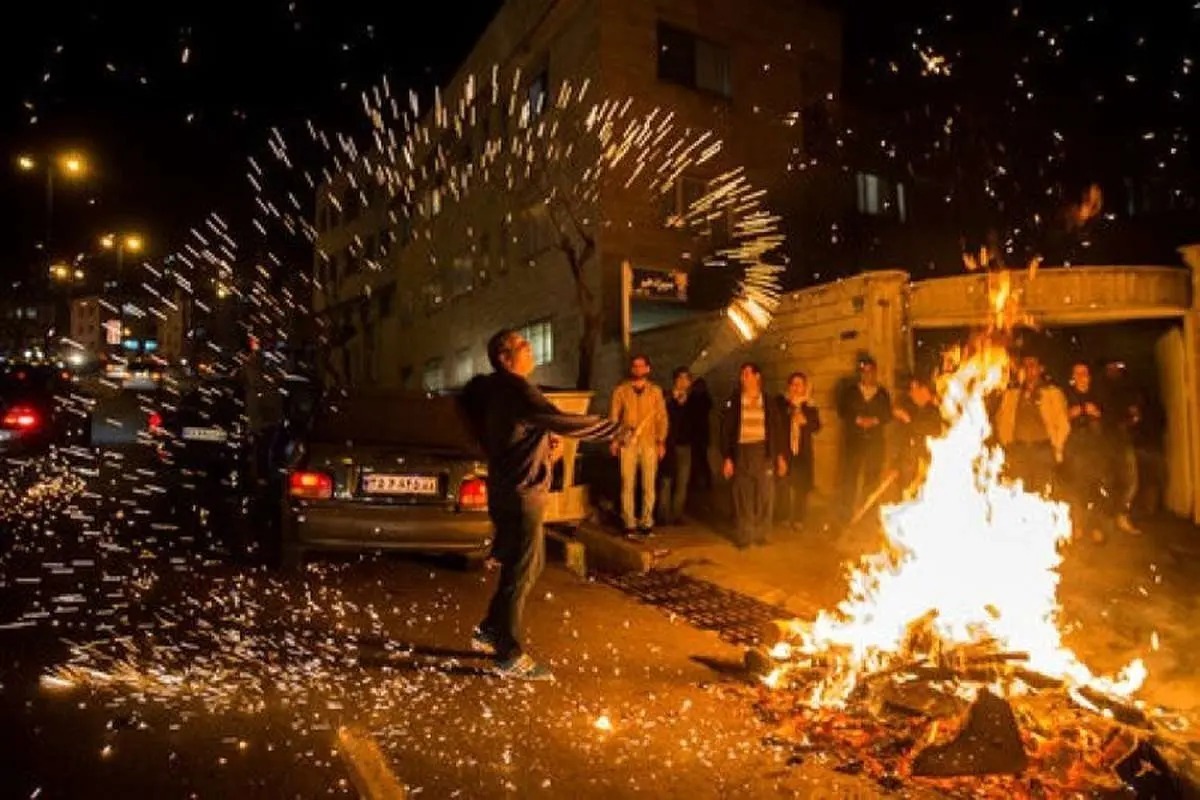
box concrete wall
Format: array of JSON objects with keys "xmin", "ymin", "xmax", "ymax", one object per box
[{"xmin": 632, "ymin": 271, "xmax": 909, "ymax": 502}]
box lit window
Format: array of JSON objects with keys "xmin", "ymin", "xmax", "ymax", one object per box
[
  {"xmin": 519, "ymin": 319, "xmax": 554, "ymax": 367},
  {"xmin": 856, "ymin": 172, "xmax": 906, "ymax": 221},
  {"xmin": 422, "ymin": 358, "xmax": 444, "ymax": 392}
]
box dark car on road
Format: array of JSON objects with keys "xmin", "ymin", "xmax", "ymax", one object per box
[
  {"xmin": 0, "ymin": 363, "xmax": 86, "ymax": 456},
  {"xmin": 155, "ymin": 378, "xmax": 246, "ymax": 490},
  {"xmin": 280, "ymin": 390, "xmax": 492, "ymax": 570}
]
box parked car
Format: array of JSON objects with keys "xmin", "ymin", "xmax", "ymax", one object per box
[
  {"xmin": 155, "ymin": 377, "xmax": 246, "ymax": 488},
  {"xmin": 89, "ymin": 384, "xmax": 165, "ymax": 448},
  {"xmin": 0, "ymin": 363, "xmax": 85, "ymax": 456},
  {"xmin": 279, "ymin": 390, "xmax": 492, "ymax": 570}
]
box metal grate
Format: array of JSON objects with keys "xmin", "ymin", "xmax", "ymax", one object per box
[{"xmin": 599, "ymin": 568, "xmax": 787, "ymax": 646}]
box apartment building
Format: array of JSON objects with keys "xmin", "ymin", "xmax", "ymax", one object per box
[
  {"xmin": 313, "ymin": 0, "xmax": 841, "ymax": 396},
  {"xmin": 68, "ymin": 295, "xmax": 106, "ymax": 361}
]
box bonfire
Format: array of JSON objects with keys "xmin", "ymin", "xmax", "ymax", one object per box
[{"xmin": 748, "ymin": 270, "xmax": 1194, "ymax": 795}]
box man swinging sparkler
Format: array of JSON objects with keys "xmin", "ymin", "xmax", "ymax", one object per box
[{"xmin": 461, "ymin": 328, "xmax": 629, "ymax": 680}]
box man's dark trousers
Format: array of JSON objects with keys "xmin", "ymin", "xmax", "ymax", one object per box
[
  {"xmin": 479, "ymin": 492, "xmax": 546, "ymax": 660},
  {"xmin": 732, "ymin": 444, "xmax": 774, "ymax": 546},
  {"xmin": 841, "ymin": 435, "xmax": 885, "ymax": 512}
]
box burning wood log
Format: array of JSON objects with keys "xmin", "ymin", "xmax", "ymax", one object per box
[{"xmin": 911, "ymin": 689, "xmax": 1029, "ymax": 777}]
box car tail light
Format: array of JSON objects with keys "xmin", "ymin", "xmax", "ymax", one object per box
[
  {"xmin": 289, "ymin": 470, "xmax": 333, "ymax": 500},
  {"xmin": 2, "ymin": 406, "xmax": 40, "ymax": 430},
  {"xmin": 147, "ymin": 411, "xmax": 163, "ymax": 430},
  {"xmin": 458, "ymin": 476, "xmax": 488, "ymax": 511}
]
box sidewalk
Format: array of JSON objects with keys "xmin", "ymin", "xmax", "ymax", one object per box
[{"xmin": 577, "ymin": 508, "xmax": 1200, "ymax": 716}]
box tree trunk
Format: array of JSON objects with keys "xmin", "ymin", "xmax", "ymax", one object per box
[
  {"xmin": 563, "ymin": 236, "xmax": 600, "ymax": 391},
  {"xmin": 576, "ymin": 308, "xmax": 602, "ymax": 390}
]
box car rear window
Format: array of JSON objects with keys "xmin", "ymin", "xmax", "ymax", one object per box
[
  {"xmin": 180, "ymin": 380, "xmax": 243, "ymax": 419},
  {"xmin": 310, "ymin": 391, "xmax": 483, "ymax": 456},
  {"xmin": 0, "ymin": 365, "xmax": 63, "ymax": 398}
]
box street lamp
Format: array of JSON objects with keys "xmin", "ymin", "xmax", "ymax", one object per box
[
  {"xmin": 16, "ymin": 150, "xmax": 90, "ymax": 258},
  {"xmin": 99, "ymin": 231, "xmax": 146, "ymax": 279}
]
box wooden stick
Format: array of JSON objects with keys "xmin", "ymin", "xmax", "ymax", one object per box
[{"xmin": 848, "ymin": 471, "xmax": 899, "ymax": 526}]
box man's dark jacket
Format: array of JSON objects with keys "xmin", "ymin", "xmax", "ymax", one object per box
[
  {"xmin": 718, "ymin": 391, "xmax": 788, "ymax": 464},
  {"xmin": 838, "ymin": 384, "xmax": 892, "ymax": 443},
  {"xmin": 461, "ymin": 372, "xmax": 621, "ymax": 499}
]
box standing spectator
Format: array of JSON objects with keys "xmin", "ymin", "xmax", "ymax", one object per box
[
  {"xmin": 721, "ymin": 363, "xmax": 786, "ymax": 548},
  {"xmin": 890, "ymin": 376, "xmax": 943, "ymax": 499},
  {"xmin": 658, "ymin": 367, "xmax": 696, "ymax": 526},
  {"xmin": 776, "ymin": 372, "xmax": 821, "ymax": 530},
  {"xmin": 689, "ymin": 377, "xmax": 714, "ymax": 492},
  {"xmin": 837, "ymin": 358, "xmax": 892, "ymax": 514},
  {"xmin": 995, "ymin": 353, "xmax": 1070, "ymax": 496},
  {"xmin": 609, "ymin": 355, "xmax": 668, "ymax": 536},
  {"xmin": 1063, "ymin": 362, "xmax": 1108, "ymax": 540},
  {"xmin": 1130, "ymin": 388, "xmax": 1165, "ymax": 515},
  {"xmin": 461, "ymin": 329, "xmax": 626, "ymax": 679},
  {"xmin": 1097, "ymin": 360, "xmax": 1141, "ymax": 534}
]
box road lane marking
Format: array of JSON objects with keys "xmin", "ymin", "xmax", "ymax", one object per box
[{"xmin": 336, "ymin": 725, "xmax": 408, "ymax": 799}]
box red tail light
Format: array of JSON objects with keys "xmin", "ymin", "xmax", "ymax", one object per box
[
  {"xmin": 289, "ymin": 470, "xmax": 333, "ymax": 500},
  {"xmin": 2, "ymin": 406, "xmax": 40, "ymax": 430},
  {"xmin": 147, "ymin": 411, "xmax": 163, "ymax": 430},
  {"xmin": 458, "ymin": 476, "xmax": 488, "ymax": 511}
]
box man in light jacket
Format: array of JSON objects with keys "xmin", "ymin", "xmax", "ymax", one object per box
[
  {"xmin": 995, "ymin": 353, "xmax": 1070, "ymax": 497},
  {"xmin": 609, "ymin": 354, "xmax": 669, "ymax": 536}
]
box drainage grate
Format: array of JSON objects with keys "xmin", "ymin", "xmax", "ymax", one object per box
[{"xmin": 599, "ymin": 568, "xmax": 788, "ymax": 646}]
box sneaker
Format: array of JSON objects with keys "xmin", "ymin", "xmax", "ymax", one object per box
[
  {"xmin": 637, "ymin": 526, "xmax": 655, "ymax": 538},
  {"xmin": 1115, "ymin": 514, "xmax": 1141, "ymax": 535},
  {"xmin": 495, "ymin": 653, "xmax": 555, "ymax": 681},
  {"xmin": 470, "ymin": 628, "xmax": 498, "ymax": 656}
]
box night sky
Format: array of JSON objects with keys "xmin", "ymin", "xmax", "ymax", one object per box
[
  {"xmin": 0, "ymin": 0, "xmax": 503, "ymax": 278},
  {"xmin": 0, "ymin": 1, "xmax": 1195, "ymax": 283}
]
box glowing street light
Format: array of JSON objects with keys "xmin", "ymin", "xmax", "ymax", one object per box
[
  {"xmin": 59, "ymin": 152, "xmax": 88, "ymax": 176},
  {"xmin": 16, "ymin": 149, "xmax": 93, "ymax": 260},
  {"xmin": 99, "ymin": 231, "xmax": 147, "ymax": 279}
]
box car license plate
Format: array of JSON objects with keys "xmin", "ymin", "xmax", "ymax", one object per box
[
  {"xmin": 362, "ymin": 474, "xmax": 440, "ymax": 496},
  {"xmin": 182, "ymin": 426, "xmax": 228, "ymax": 442}
]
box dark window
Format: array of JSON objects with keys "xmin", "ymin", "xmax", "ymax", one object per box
[
  {"xmin": 657, "ymin": 23, "xmax": 731, "ymax": 98},
  {"xmin": 527, "ymin": 68, "xmax": 549, "ymax": 119}
]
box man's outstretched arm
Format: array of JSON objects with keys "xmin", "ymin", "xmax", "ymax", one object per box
[{"xmin": 520, "ymin": 385, "xmax": 626, "ymax": 442}]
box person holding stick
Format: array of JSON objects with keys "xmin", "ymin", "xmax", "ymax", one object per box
[{"xmin": 461, "ymin": 329, "xmax": 628, "ymax": 680}]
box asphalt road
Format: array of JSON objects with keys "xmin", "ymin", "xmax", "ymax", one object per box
[{"xmin": 0, "ymin": 446, "xmax": 884, "ymax": 799}]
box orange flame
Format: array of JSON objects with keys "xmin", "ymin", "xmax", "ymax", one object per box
[{"xmin": 768, "ymin": 269, "xmax": 1147, "ymax": 706}]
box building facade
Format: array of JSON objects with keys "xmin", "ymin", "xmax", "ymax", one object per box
[
  {"xmin": 313, "ymin": 0, "xmax": 841, "ymax": 396},
  {"xmin": 68, "ymin": 295, "xmax": 106, "ymax": 362}
]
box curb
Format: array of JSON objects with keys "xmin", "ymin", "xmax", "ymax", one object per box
[
  {"xmin": 336, "ymin": 726, "xmax": 408, "ymax": 799},
  {"xmin": 560, "ymin": 521, "xmax": 652, "ymax": 575},
  {"xmin": 544, "ymin": 528, "xmax": 587, "ymax": 578}
]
